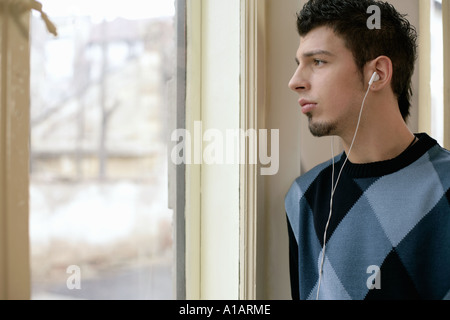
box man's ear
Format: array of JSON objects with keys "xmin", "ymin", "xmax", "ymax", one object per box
[{"xmin": 366, "ymin": 56, "xmax": 393, "ymax": 91}]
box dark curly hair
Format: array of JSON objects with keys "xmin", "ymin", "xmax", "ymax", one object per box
[{"xmin": 296, "ymin": 0, "xmax": 418, "ymax": 121}]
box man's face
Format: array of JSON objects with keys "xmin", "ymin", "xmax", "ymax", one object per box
[{"xmin": 288, "ymin": 26, "xmax": 365, "ymax": 137}]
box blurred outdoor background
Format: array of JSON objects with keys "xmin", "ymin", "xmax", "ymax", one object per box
[{"xmin": 29, "ymin": 0, "xmax": 175, "ymax": 299}]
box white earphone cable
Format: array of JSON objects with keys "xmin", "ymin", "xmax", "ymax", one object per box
[{"xmin": 316, "ymin": 82, "xmax": 372, "ymax": 300}]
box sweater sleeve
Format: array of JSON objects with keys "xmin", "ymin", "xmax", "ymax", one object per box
[{"xmin": 287, "ymin": 215, "xmax": 300, "ymax": 300}]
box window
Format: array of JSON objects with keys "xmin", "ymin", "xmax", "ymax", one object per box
[
  {"xmin": 29, "ymin": 0, "xmax": 176, "ymax": 300},
  {"xmin": 430, "ymin": 0, "xmax": 444, "ymax": 145},
  {"xmin": 419, "ymin": 0, "xmax": 449, "ymax": 146}
]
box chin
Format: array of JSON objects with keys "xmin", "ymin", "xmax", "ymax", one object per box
[{"xmin": 308, "ymin": 117, "xmax": 337, "ymax": 137}]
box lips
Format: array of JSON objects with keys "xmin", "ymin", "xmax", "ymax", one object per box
[{"xmin": 299, "ymin": 99, "xmax": 317, "ymax": 114}]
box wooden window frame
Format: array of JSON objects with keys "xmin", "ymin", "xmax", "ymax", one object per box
[{"xmin": 0, "ymin": 1, "xmax": 31, "ymax": 300}]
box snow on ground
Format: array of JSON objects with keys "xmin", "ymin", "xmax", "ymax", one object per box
[{"xmin": 29, "ymin": 180, "xmax": 172, "ymax": 246}]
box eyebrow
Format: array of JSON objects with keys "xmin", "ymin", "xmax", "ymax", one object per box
[{"xmin": 295, "ymin": 50, "xmax": 335, "ymax": 64}]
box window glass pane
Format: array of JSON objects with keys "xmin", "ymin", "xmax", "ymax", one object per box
[{"xmin": 29, "ymin": 0, "xmax": 175, "ymax": 300}]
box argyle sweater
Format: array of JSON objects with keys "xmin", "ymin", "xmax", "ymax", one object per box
[{"xmin": 285, "ymin": 133, "xmax": 450, "ymax": 300}]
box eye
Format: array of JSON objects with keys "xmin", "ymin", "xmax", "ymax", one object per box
[{"xmin": 313, "ymin": 59, "xmax": 326, "ymax": 66}]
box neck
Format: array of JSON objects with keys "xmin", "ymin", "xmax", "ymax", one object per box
[{"xmin": 340, "ymin": 99, "xmax": 415, "ymax": 164}]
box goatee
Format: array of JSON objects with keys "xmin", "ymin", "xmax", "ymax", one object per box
[{"xmin": 307, "ymin": 114, "xmax": 337, "ymax": 137}]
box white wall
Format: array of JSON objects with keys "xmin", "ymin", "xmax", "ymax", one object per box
[{"xmin": 257, "ymin": 0, "xmax": 303, "ymax": 300}]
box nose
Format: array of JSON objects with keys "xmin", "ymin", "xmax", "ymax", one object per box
[{"xmin": 288, "ymin": 66, "xmax": 310, "ymax": 92}]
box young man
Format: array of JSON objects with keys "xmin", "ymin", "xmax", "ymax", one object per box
[{"xmin": 285, "ymin": 0, "xmax": 450, "ymax": 300}]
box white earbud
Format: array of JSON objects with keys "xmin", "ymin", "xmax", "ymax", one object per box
[{"xmin": 369, "ymin": 72, "xmax": 380, "ymax": 85}]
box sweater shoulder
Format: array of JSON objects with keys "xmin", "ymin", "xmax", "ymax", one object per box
[
  {"xmin": 427, "ymin": 145, "xmax": 450, "ymax": 192},
  {"xmin": 285, "ymin": 157, "xmax": 334, "ymax": 203},
  {"xmin": 285, "ymin": 155, "xmax": 339, "ymax": 225}
]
